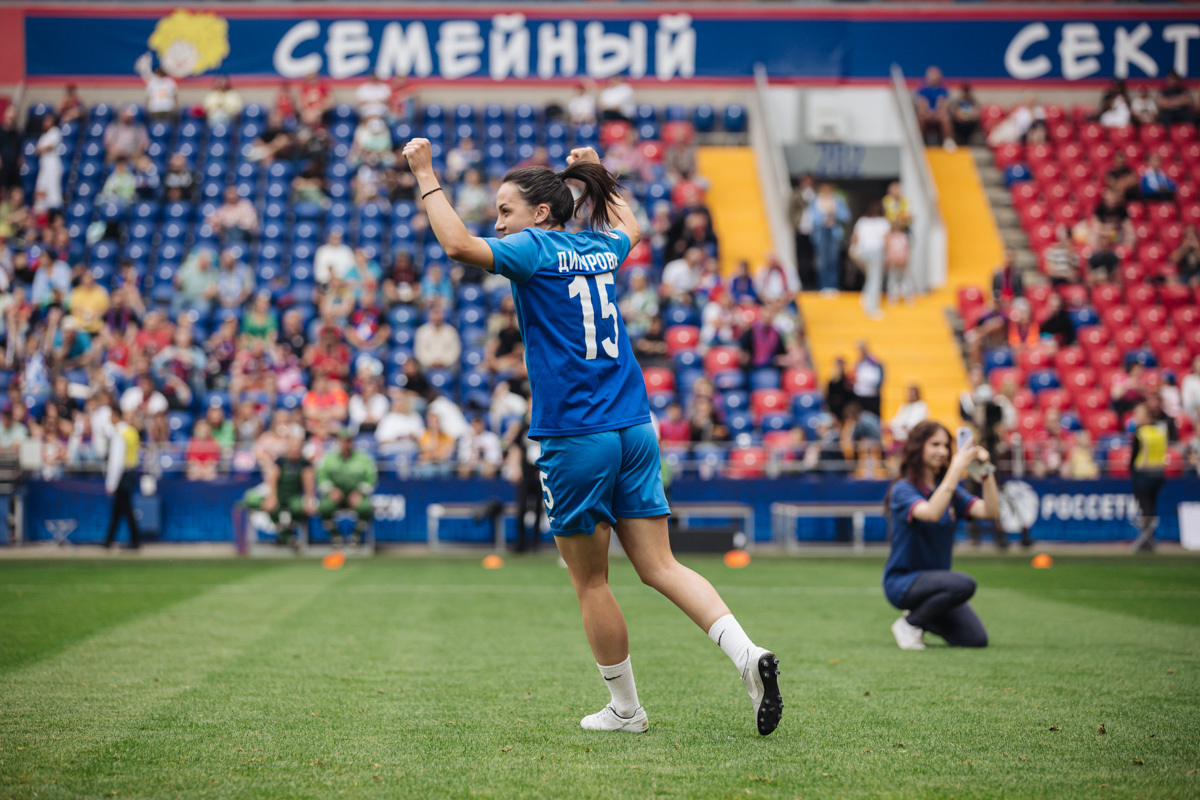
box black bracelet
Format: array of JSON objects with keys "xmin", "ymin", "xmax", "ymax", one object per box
[{"xmin": 421, "ymin": 186, "xmax": 443, "ymax": 200}]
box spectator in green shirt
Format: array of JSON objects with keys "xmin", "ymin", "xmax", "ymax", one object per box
[{"xmin": 317, "ymin": 429, "xmax": 377, "ymax": 544}]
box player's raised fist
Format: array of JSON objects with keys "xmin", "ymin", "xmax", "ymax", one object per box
[
  {"xmin": 567, "ymin": 147, "xmax": 600, "ymax": 166},
  {"xmin": 403, "ymin": 138, "xmax": 434, "ymax": 176}
]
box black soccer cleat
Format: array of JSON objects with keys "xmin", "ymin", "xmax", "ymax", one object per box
[{"xmin": 742, "ymin": 648, "xmax": 783, "ymax": 736}]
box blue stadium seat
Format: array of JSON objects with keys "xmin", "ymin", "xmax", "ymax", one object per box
[
  {"xmin": 1069, "ymin": 307, "xmax": 1099, "ymax": 329},
  {"xmin": 727, "ymin": 409, "xmax": 754, "ymax": 436},
  {"xmin": 762, "ymin": 413, "xmax": 792, "ymax": 433},
  {"xmin": 983, "ymin": 348, "xmax": 1014, "ymax": 375},
  {"xmin": 723, "ymin": 105, "xmax": 747, "ymax": 133},
  {"xmin": 791, "ymin": 392, "xmax": 822, "ymax": 420},
  {"xmin": 693, "ymin": 104, "xmax": 716, "ymax": 133},
  {"xmin": 673, "ymin": 350, "xmax": 701, "ymax": 371},
  {"xmin": 1028, "ymin": 370, "xmax": 1061, "ymax": 393},
  {"xmin": 749, "ymin": 369, "xmax": 781, "ymax": 391}
]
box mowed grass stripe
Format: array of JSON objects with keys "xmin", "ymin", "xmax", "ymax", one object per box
[
  {"xmin": 0, "ymin": 561, "xmax": 285, "ymax": 672},
  {"xmin": 0, "ymin": 563, "xmax": 339, "ymax": 797},
  {"xmin": 1, "ymin": 558, "xmax": 1198, "ymax": 799}
]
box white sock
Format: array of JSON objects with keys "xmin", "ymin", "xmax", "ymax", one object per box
[
  {"xmin": 708, "ymin": 614, "xmax": 755, "ymax": 673},
  {"xmin": 597, "ymin": 656, "xmax": 640, "ymax": 717}
]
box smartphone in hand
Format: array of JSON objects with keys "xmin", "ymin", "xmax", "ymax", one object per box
[{"xmin": 956, "ymin": 426, "xmax": 974, "ymax": 453}]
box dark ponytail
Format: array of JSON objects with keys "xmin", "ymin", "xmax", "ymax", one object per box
[{"xmin": 501, "ymin": 162, "xmax": 624, "ymax": 230}]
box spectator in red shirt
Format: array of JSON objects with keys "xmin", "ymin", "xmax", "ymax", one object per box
[
  {"xmin": 274, "ymin": 81, "xmax": 297, "ymax": 123},
  {"xmin": 305, "ymin": 324, "xmax": 352, "ymax": 382},
  {"xmin": 299, "ymin": 72, "xmax": 332, "ymax": 128},
  {"xmin": 230, "ymin": 336, "xmax": 279, "ymax": 406},
  {"xmin": 185, "ymin": 419, "xmax": 221, "ymax": 480},
  {"xmin": 346, "ymin": 282, "xmax": 390, "ymax": 352},
  {"xmin": 135, "ymin": 310, "xmax": 174, "ymax": 359},
  {"xmin": 658, "ymin": 402, "xmax": 692, "ymax": 445}
]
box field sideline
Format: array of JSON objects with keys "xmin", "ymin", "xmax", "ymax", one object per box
[{"xmin": 1, "ymin": 555, "xmax": 1198, "ymax": 799}]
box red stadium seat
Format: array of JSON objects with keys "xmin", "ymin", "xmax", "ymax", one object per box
[
  {"xmin": 1136, "ymin": 306, "xmax": 1167, "ymax": 331},
  {"xmin": 727, "ymin": 447, "xmax": 767, "ymax": 479},
  {"xmin": 1017, "ymin": 410, "xmax": 1043, "ymax": 437},
  {"xmin": 1085, "ymin": 410, "xmax": 1119, "ymax": 438},
  {"xmin": 1012, "ymin": 388, "xmax": 1036, "ymax": 411},
  {"xmin": 1090, "ymin": 345, "xmax": 1122, "ymax": 370},
  {"xmin": 750, "ymin": 388, "xmax": 789, "ymax": 421},
  {"xmin": 1106, "ymin": 446, "xmax": 1131, "ymax": 478},
  {"xmin": 1139, "ymin": 123, "xmax": 1166, "ymax": 146},
  {"xmin": 1054, "ymin": 345, "xmax": 1086, "ymax": 372},
  {"xmin": 661, "ymin": 120, "xmax": 695, "ymax": 146},
  {"xmin": 989, "ymin": 367, "xmax": 1021, "ymax": 393},
  {"xmin": 1182, "ymin": 328, "xmax": 1200, "ymax": 356},
  {"xmin": 1058, "ymin": 283, "xmax": 1088, "ymax": 309},
  {"xmin": 637, "ymin": 140, "xmax": 664, "ymax": 163},
  {"xmin": 1142, "ymin": 369, "xmax": 1164, "ymax": 392},
  {"xmin": 1164, "ymin": 286, "xmax": 1196, "ymax": 315},
  {"xmin": 782, "ymin": 368, "xmax": 818, "ymax": 394},
  {"xmin": 1127, "ymin": 201, "xmax": 1147, "ymax": 222},
  {"xmin": 1038, "ymin": 388, "xmax": 1072, "ymax": 413},
  {"xmin": 1101, "ymin": 306, "xmax": 1133, "ymax": 330},
  {"xmin": 703, "ymin": 345, "xmax": 741, "ymax": 376},
  {"xmin": 1062, "ymin": 366, "xmax": 1097, "ymax": 392},
  {"xmin": 600, "ymin": 120, "xmax": 633, "ymax": 148},
  {"xmin": 1089, "ymin": 283, "xmax": 1121, "ymax": 313},
  {"xmin": 1112, "ymin": 326, "xmax": 1146, "ymax": 353},
  {"xmin": 1166, "ymin": 448, "xmax": 1186, "ymax": 479},
  {"xmin": 1172, "ymin": 122, "xmax": 1198, "ymax": 144},
  {"xmin": 1160, "ymin": 347, "xmax": 1192, "ymax": 375},
  {"xmin": 665, "ymin": 325, "xmax": 700, "ymax": 356},
  {"xmin": 1018, "ymin": 345, "xmax": 1054, "ymax": 377},
  {"xmin": 1148, "ymin": 202, "xmax": 1178, "ymax": 225},
  {"xmin": 1148, "ymin": 326, "xmax": 1179, "ymax": 351},
  {"xmin": 957, "ymin": 286, "xmax": 986, "ymax": 316},
  {"xmin": 642, "ymin": 367, "xmax": 675, "ymax": 394},
  {"xmin": 1098, "ymin": 366, "xmax": 1128, "ymax": 393},
  {"xmin": 1075, "ymin": 387, "xmax": 1109, "ymax": 414}
]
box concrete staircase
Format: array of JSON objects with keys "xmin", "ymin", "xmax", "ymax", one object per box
[{"xmin": 972, "ymin": 145, "xmax": 1039, "ymax": 274}]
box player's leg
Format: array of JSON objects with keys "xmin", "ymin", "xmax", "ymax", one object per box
[
  {"xmin": 922, "ymin": 602, "xmax": 988, "ymax": 648},
  {"xmin": 317, "ymin": 496, "xmax": 339, "ymax": 541},
  {"xmin": 544, "ymin": 432, "xmax": 647, "ymax": 733},
  {"xmin": 352, "ymin": 493, "xmax": 374, "ymax": 542},
  {"xmin": 897, "ymin": 570, "xmax": 976, "ymax": 646},
  {"xmin": 613, "ymin": 423, "xmax": 782, "ymax": 735}
]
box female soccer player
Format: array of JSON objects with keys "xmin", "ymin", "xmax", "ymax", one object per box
[
  {"xmin": 402, "ymin": 138, "xmax": 782, "ymax": 736},
  {"xmin": 883, "ymin": 421, "xmax": 999, "ymax": 650}
]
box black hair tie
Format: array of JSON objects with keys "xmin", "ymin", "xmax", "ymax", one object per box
[{"xmin": 421, "ymin": 187, "xmax": 443, "ymax": 200}]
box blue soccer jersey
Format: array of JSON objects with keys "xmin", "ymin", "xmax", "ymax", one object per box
[{"xmin": 485, "ymin": 227, "xmax": 650, "ymax": 439}]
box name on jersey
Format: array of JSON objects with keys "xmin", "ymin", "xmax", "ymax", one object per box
[{"xmin": 557, "ymin": 250, "xmax": 619, "ymax": 273}]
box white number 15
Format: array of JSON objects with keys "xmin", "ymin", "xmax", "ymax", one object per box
[{"xmin": 568, "ymin": 274, "xmax": 619, "ymax": 360}]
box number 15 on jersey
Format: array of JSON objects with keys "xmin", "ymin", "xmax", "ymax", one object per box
[{"xmin": 568, "ymin": 273, "xmax": 619, "ymax": 361}]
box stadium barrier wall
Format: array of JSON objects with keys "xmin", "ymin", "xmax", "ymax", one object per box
[
  {"xmin": 8, "ymin": 6, "xmax": 1200, "ymax": 85},
  {"xmin": 18, "ymin": 475, "xmax": 1198, "ymax": 547}
]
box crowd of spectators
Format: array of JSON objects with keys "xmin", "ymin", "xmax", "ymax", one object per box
[
  {"xmin": 789, "ymin": 177, "xmax": 916, "ymax": 311},
  {"xmin": 0, "ymin": 76, "xmax": 846, "ymax": 484},
  {"xmin": 959, "ymin": 68, "xmax": 1200, "ymax": 479}
]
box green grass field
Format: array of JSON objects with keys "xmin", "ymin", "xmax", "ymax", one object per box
[{"xmin": 1, "ymin": 553, "xmax": 1198, "ymax": 799}]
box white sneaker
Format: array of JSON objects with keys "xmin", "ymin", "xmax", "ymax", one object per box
[
  {"xmin": 943, "ymin": 139, "xmax": 958, "ymax": 153},
  {"xmin": 892, "ymin": 615, "xmax": 926, "ymax": 650},
  {"xmin": 580, "ymin": 705, "xmax": 649, "ymax": 733},
  {"xmin": 740, "ymin": 647, "xmax": 783, "ymax": 736}
]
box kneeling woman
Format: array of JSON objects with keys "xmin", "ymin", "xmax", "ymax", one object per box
[{"xmin": 883, "ymin": 420, "xmax": 999, "ymax": 649}]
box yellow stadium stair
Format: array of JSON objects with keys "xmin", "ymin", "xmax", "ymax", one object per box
[
  {"xmin": 799, "ymin": 149, "xmax": 1004, "ymax": 424},
  {"xmin": 696, "ymin": 147, "xmax": 772, "ymax": 274}
]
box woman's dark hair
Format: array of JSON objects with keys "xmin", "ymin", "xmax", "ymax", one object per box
[
  {"xmin": 501, "ymin": 162, "xmax": 624, "ymax": 230},
  {"xmin": 883, "ymin": 419, "xmax": 952, "ymax": 520}
]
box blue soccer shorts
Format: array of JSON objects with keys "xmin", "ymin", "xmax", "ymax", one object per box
[{"xmin": 536, "ymin": 422, "xmax": 671, "ymax": 536}]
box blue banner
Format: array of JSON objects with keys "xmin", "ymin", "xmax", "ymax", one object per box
[
  {"xmin": 18, "ymin": 474, "xmax": 1197, "ymax": 547},
  {"xmin": 20, "ymin": 8, "xmax": 1200, "ymax": 83}
]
